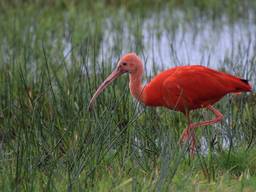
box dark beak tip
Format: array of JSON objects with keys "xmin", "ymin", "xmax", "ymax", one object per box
[
  {"xmin": 87, "ymin": 103, "xmax": 94, "ymax": 112},
  {"xmin": 88, "ymin": 106, "xmax": 93, "ymax": 112}
]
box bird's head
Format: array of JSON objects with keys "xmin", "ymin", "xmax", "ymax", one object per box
[
  {"xmin": 88, "ymin": 52, "xmax": 143, "ymax": 111},
  {"xmin": 116, "ymin": 52, "xmax": 143, "ymax": 74}
]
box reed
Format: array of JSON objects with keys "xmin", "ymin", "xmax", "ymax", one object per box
[{"xmin": 0, "ymin": 0, "xmax": 255, "ymax": 191}]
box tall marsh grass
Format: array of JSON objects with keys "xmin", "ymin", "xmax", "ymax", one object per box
[{"xmin": 0, "ymin": 0, "xmax": 256, "ymax": 191}]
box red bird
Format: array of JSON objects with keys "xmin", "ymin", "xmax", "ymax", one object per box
[{"xmin": 88, "ymin": 53, "xmax": 252, "ymax": 154}]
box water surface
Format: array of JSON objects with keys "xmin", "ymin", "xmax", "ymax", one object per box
[{"xmin": 96, "ymin": 10, "xmax": 256, "ymax": 81}]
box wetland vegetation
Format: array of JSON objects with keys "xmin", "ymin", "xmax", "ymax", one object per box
[{"xmin": 0, "ymin": 0, "xmax": 256, "ymax": 191}]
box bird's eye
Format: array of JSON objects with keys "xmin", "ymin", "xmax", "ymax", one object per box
[{"xmin": 123, "ymin": 62, "xmax": 127, "ymax": 66}]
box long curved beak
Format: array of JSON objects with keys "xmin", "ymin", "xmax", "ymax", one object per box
[{"xmin": 88, "ymin": 68, "xmax": 124, "ymax": 111}]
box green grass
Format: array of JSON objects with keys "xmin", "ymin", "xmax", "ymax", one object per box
[{"xmin": 0, "ymin": 0, "xmax": 256, "ymax": 191}]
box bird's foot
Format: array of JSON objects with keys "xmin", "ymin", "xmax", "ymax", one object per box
[
  {"xmin": 179, "ymin": 127, "xmax": 196, "ymax": 157},
  {"xmin": 189, "ymin": 137, "xmax": 196, "ymax": 158},
  {"xmin": 179, "ymin": 127, "xmax": 191, "ymax": 144}
]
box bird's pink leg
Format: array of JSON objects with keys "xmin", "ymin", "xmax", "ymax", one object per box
[
  {"xmin": 189, "ymin": 105, "xmax": 224, "ymax": 129},
  {"xmin": 179, "ymin": 105, "xmax": 224, "ymax": 155},
  {"xmin": 179, "ymin": 113, "xmax": 196, "ymax": 156},
  {"xmin": 180, "ymin": 123, "xmax": 196, "ymax": 156}
]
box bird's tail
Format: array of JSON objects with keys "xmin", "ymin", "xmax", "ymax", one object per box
[{"xmin": 231, "ymin": 78, "xmax": 252, "ymax": 93}]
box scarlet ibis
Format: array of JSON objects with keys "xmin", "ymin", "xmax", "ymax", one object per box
[{"xmin": 88, "ymin": 53, "xmax": 252, "ymax": 154}]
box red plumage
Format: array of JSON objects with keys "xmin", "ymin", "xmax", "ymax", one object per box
[{"xmin": 143, "ymin": 65, "xmax": 251, "ymax": 113}]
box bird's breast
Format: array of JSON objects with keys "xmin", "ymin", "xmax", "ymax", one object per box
[{"xmin": 142, "ymin": 84, "xmax": 164, "ymax": 107}]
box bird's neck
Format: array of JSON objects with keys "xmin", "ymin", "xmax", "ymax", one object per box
[{"xmin": 129, "ymin": 68, "xmax": 145, "ymax": 104}]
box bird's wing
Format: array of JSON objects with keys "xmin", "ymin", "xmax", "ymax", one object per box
[
  {"xmin": 162, "ymin": 76, "xmax": 194, "ymax": 111},
  {"xmin": 162, "ymin": 69, "xmax": 227, "ymax": 110}
]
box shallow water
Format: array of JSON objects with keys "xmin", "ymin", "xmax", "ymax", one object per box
[{"xmin": 97, "ymin": 10, "xmax": 256, "ymax": 78}]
